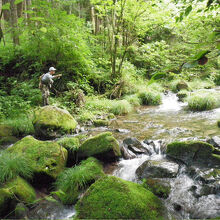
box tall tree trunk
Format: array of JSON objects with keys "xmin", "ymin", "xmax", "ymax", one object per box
[
  {"xmin": 2, "ymin": 0, "xmax": 10, "ymax": 21},
  {"xmin": 26, "ymin": 0, "xmax": 31, "ymax": 24},
  {"xmin": 10, "ymin": 0, "xmax": 19, "ymax": 45},
  {"xmin": 91, "ymin": 6, "xmax": 96, "ymax": 34},
  {"xmin": 17, "ymin": 2, "xmax": 23, "ymax": 18}
]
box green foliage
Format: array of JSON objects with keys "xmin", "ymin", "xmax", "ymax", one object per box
[
  {"xmin": 110, "ymin": 100, "xmax": 133, "ymax": 115},
  {"xmin": 138, "ymin": 91, "xmax": 162, "ymax": 105},
  {"xmin": 0, "ymin": 151, "xmax": 34, "ymax": 184},
  {"xmin": 55, "ymin": 157, "xmax": 104, "ymax": 205}
]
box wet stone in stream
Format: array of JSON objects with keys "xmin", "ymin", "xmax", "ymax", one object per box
[{"xmin": 136, "ymin": 159, "xmax": 179, "ymax": 179}]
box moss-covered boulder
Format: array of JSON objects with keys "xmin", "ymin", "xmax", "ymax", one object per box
[
  {"xmin": 57, "ymin": 137, "xmax": 80, "ymax": 166},
  {"xmin": 176, "ymin": 81, "xmax": 188, "ymax": 91},
  {"xmin": 75, "ymin": 175, "xmax": 165, "ymax": 219},
  {"xmin": 93, "ymin": 119, "xmax": 110, "ymax": 127},
  {"xmin": 0, "ymin": 177, "xmax": 36, "ymax": 217},
  {"xmin": 166, "ymin": 141, "xmax": 220, "ymax": 166},
  {"xmin": 78, "ymin": 132, "xmax": 121, "ymax": 161},
  {"xmin": 142, "ymin": 178, "xmax": 171, "ymax": 199},
  {"xmin": 136, "ymin": 159, "xmax": 179, "ymax": 179},
  {"xmin": 55, "ymin": 157, "xmax": 104, "ymax": 205},
  {"xmin": 7, "ymin": 136, "xmax": 67, "ymax": 179},
  {"xmin": 33, "ymin": 106, "xmax": 78, "ymax": 139}
]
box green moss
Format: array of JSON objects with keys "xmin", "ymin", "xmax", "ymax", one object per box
[
  {"xmin": 93, "ymin": 119, "xmax": 110, "ymax": 127},
  {"xmin": 33, "ymin": 106, "xmax": 78, "ymax": 138},
  {"xmin": 142, "ymin": 178, "xmax": 171, "ymax": 199},
  {"xmin": 138, "ymin": 91, "xmax": 161, "ymax": 106},
  {"xmin": 78, "ymin": 132, "xmax": 121, "ymax": 159},
  {"xmin": 0, "ymin": 136, "xmax": 18, "ymax": 146},
  {"xmin": 0, "ymin": 125, "xmax": 13, "ymax": 137},
  {"xmin": 7, "ymin": 136, "xmax": 67, "ymax": 179},
  {"xmin": 167, "ymin": 141, "xmax": 215, "ymax": 165},
  {"xmin": 55, "ymin": 157, "xmax": 104, "ymax": 205},
  {"xmin": 75, "ymin": 176, "xmax": 164, "ymax": 219},
  {"xmin": 0, "ymin": 177, "xmax": 36, "ymax": 213}
]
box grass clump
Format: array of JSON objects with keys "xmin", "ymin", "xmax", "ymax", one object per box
[
  {"xmin": 57, "ymin": 137, "xmax": 80, "ymax": 153},
  {"xmin": 0, "ymin": 114, "xmax": 34, "ymax": 137},
  {"xmin": 123, "ymin": 94, "xmax": 141, "ymax": 107},
  {"xmin": 110, "ymin": 100, "xmax": 133, "ymax": 115},
  {"xmin": 188, "ymin": 79, "xmax": 214, "ymax": 90},
  {"xmin": 187, "ymin": 94, "xmax": 217, "ymax": 111},
  {"xmin": 0, "ymin": 151, "xmax": 34, "ymax": 183},
  {"xmin": 55, "ymin": 157, "xmax": 104, "ymax": 205},
  {"xmin": 75, "ymin": 175, "xmax": 164, "ymax": 219},
  {"xmin": 138, "ymin": 91, "xmax": 161, "ymax": 105}
]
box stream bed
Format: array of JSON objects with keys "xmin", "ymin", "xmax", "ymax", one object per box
[{"xmin": 27, "ymin": 91, "xmax": 220, "ymax": 219}]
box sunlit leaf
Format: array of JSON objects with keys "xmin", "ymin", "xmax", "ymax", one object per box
[
  {"xmin": 185, "ymin": 5, "xmax": 192, "ymax": 16},
  {"xmin": 182, "ymin": 61, "xmax": 198, "ymax": 68}
]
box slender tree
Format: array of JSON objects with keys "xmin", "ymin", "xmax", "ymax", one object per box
[{"xmin": 10, "ymin": 0, "xmax": 19, "ymax": 45}]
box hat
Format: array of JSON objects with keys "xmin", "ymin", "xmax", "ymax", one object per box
[{"xmin": 49, "ymin": 67, "xmax": 56, "ymax": 71}]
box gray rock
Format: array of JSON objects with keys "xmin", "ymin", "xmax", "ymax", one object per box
[
  {"xmin": 207, "ymin": 136, "xmax": 220, "ymax": 149},
  {"xmin": 123, "ymin": 137, "xmax": 150, "ymax": 155},
  {"xmin": 136, "ymin": 159, "xmax": 179, "ymax": 179}
]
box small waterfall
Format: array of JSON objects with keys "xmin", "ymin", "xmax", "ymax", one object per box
[
  {"xmin": 158, "ymin": 92, "xmax": 187, "ymax": 112},
  {"xmin": 114, "ymin": 140, "xmax": 165, "ymax": 182}
]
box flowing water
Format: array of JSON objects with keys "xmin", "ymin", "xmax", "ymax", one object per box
[{"xmin": 109, "ymin": 91, "xmax": 220, "ymax": 219}]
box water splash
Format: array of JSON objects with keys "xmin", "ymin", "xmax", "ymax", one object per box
[{"xmin": 158, "ymin": 92, "xmax": 187, "ymax": 112}]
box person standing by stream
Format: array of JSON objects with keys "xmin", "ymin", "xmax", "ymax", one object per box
[{"xmin": 39, "ymin": 67, "xmax": 62, "ymax": 106}]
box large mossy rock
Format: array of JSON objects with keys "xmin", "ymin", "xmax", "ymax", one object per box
[
  {"xmin": 7, "ymin": 136, "xmax": 67, "ymax": 179},
  {"xmin": 176, "ymin": 81, "xmax": 188, "ymax": 91},
  {"xmin": 75, "ymin": 176, "xmax": 165, "ymax": 219},
  {"xmin": 143, "ymin": 178, "xmax": 171, "ymax": 199},
  {"xmin": 0, "ymin": 177, "xmax": 36, "ymax": 217},
  {"xmin": 136, "ymin": 159, "xmax": 179, "ymax": 179},
  {"xmin": 56, "ymin": 157, "xmax": 104, "ymax": 205},
  {"xmin": 166, "ymin": 141, "xmax": 220, "ymax": 166},
  {"xmin": 33, "ymin": 106, "xmax": 77, "ymax": 139},
  {"xmin": 77, "ymin": 132, "xmax": 121, "ymax": 161}
]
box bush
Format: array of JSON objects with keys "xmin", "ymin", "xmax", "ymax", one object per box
[
  {"xmin": 188, "ymin": 79, "xmax": 214, "ymax": 90},
  {"xmin": 110, "ymin": 100, "xmax": 133, "ymax": 115},
  {"xmin": 55, "ymin": 157, "xmax": 104, "ymax": 204},
  {"xmin": 0, "ymin": 151, "xmax": 34, "ymax": 183},
  {"xmin": 138, "ymin": 91, "xmax": 161, "ymax": 105},
  {"xmin": 187, "ymin": 94, "xmax": 216, "ymax": 111}
]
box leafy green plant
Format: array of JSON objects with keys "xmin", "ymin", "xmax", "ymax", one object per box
[{"xmin": 0, "ymin": 151, "xmax": 34, "ymax": 184}]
